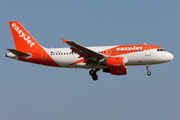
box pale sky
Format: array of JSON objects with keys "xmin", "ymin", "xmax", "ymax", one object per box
[{"xmin": 0, "ymin": 0, "xmax": 180, "ymax": 120}]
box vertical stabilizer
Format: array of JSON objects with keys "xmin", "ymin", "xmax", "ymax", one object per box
[
  {"xmin": 8, "ymin": 21, "xmax": 60, "ymax": 67},
  {"xmin": 9, "ymin": 21, "xmax": 42, "ymax": 51}
]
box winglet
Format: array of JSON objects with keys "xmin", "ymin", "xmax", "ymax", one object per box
[{"xmin": 62, "ymin": 38, "xmax": 67, "ymax": 44}]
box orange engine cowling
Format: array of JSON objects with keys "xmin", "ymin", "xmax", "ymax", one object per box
[
  {"xmin": 103, "ymin": 66, "xmax": 128, "ymax": 75},
  {"xmin": 99, "ymin": 57, "xmax": 127, "ymax": 67}
]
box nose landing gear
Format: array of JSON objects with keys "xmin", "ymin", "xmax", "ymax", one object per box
[
  {"xmin": 89, "ymin": 69, "xmax": 99, "ymax": 81},
  {"xmin": 147, "ymin": 71, "xmax": 151, "ymax": 76},
  {"xmin": 146, "ymin": 64, "xmax": 151, "ymax": 76}
]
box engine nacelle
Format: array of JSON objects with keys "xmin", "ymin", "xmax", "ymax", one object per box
[
  {"xmin": 99, "ymin": 57, "xmax": 127, "ymax": 67},
  {"xmin": 103, "ymin": 66, "xmax": 128, "ymax": 75}
]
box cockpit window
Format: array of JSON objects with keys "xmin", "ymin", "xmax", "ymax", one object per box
[{"xmin": 157, "ymin": 49, "xmax": 166, "ymax": 51}]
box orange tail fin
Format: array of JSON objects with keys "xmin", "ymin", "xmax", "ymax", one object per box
[{"xmin": 9, "ymin": 21, "xmax": 42, "ymax": 51}]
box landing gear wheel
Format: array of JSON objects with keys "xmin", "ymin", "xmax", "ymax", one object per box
[
  {"xmin": 89, "ymin": 69, "xmax": 95, "ymax": 76},
  {"xmin": 147, "ymin": 71, "xmax": 151, "ymax": 76},
  {"xmin": 92, "ymin": 74, "xmax": 98, "ymax": 81},
  {"xmin": 89, "ymin": 69, "xmax": 99, "ymax": 81}
]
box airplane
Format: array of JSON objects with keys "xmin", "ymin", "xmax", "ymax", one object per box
[{"xmin": 6, "ymin": 21, "xmax": 174, "ymax": 81}]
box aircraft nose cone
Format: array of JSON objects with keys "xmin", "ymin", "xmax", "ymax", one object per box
[
  {"xmin": 169, "ymin": 53, "xmax": 174, "ymax": 60},
  {"xmin": 166, "ymin": 52, "xmax": 174, "ymax": 61}
]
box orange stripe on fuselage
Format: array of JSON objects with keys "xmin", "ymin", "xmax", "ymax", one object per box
[
  {"xmin": 66, "ymin": 59, "xmax": 85, "ymax": 67},
  {"xmin": 100, "ymin": 45, "xmax": 162, "ymax": 56}
]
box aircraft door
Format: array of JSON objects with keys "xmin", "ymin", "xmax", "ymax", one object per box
[
  {"xmin": 41, "ymin": 50, "xmax": 47, "ymax": 60},
  {"xmin": 145, "ymin": 46, "xmax": 151, "ymax": 56}
]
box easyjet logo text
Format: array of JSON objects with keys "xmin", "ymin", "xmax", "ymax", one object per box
[
  {"xmin": 116, "ymin": 46, "xmax": 143, "ymax": 51},
  {"xmin": 11, "ymin": 23, "xmax": 35, "ymax": 47}
]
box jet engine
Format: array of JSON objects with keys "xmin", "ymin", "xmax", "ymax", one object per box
[{"xmin": 99, "ymin": 57, "xmax": 127, "ymax": 67}]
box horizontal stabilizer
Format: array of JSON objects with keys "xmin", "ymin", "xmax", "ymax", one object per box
[{"xmin": 7, "ymin": 49, "xmax": 31, "ymax": 57}]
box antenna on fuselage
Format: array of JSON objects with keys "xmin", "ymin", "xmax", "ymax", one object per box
[{"xmin": 144, "ymin": 43, "xmax": 147, "ymax": 45}]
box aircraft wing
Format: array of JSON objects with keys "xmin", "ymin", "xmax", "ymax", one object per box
[{"xmin": 62, "ymin": 39, "xmax": 105, "ymax": 60}]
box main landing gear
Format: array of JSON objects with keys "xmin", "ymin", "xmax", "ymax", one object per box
[
  {"xmin": 89, "ymin": 69, "xmax": 99, "ymax": 81},
  {"xmin": 146, "ymin": 64, "xmax": 151, "ymax": 76}
]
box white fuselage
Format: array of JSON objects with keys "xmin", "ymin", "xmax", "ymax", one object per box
[{"xmin": 44, "ymin": 46, "xmax": 174, "ymax": 69}]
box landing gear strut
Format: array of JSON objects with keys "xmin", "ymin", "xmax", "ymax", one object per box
[
  {"xmin": 146, "ymin": 64, "xmax": 151, "ymax": 76},
  {"xmin": 89, "ymin": 69, "xmax": 99, "ymax": 81}
]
